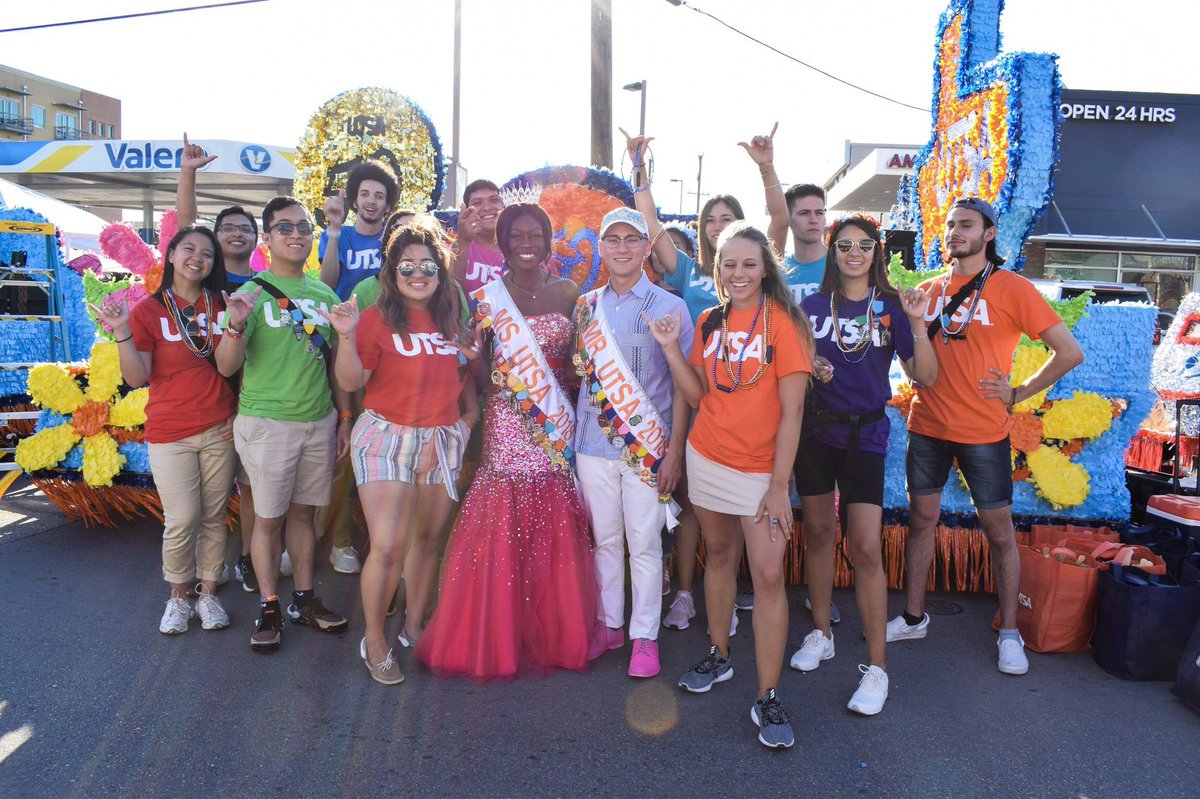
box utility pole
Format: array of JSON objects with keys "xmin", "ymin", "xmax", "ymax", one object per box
[
  {"xmin": 695, "ymin": 153, "xmax": 704, "ymax": 213},
  {"xmin": 591, "ymin": 0, "xmax": 613, "ymax": 168},
  {"xmin": 448, "ymin": 0, "xmax": 462, "ymax": 207}
]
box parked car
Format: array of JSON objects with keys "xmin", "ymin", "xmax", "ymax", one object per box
[{"xmin": 1030, "ymin": 278, "xmax": 1162, "ymax": 344}]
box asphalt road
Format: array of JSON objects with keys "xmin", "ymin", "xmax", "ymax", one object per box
[{"xmin": 1, "ymin": 479, "xmax": 1196, "ymax": 798}]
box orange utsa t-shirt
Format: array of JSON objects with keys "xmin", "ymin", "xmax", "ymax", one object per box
[
  {"xmin": 908, "ymin": 267, "xmax": 1062, "ymax": 444},
  {"xmin": 688, "ymin": 303, "xmax": 813, "ymax": 473}
]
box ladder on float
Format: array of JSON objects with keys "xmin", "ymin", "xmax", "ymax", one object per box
[{"xmin": 0, "ymin": 219, "xmax": 73, "ymax": 484}]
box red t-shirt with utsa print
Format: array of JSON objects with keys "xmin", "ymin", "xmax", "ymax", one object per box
[
  {"xmin": 356, "ymin": 306, "xmax": 467, "ymax": 427},
  {"xmin": 129, "ymin": 293, "xmax": 237, "ymax": 444}
]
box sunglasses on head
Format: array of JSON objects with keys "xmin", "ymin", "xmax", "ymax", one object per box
[
  {"xmin": 395, "ymin": 260, "xmax": 440, "ymax": 277},
  {"xmin": 833, "ymin": 238, "xmax": 877, "ymax": 254}
]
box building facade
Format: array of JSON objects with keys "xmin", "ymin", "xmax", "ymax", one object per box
[{"xmin": 0, "ymin": 64, "xmax": 121, "ymax": 143}]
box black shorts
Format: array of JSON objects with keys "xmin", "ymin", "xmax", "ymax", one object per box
[{"xmin": 793, "ymin": 435, "xmax": 885, "ymax": 506}]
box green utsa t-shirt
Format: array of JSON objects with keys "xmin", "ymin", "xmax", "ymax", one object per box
[
  {"xmin": 237, "ymin": 271, "xmax": 340, "ymax": 422},
  {"xmin": 351, "ymin": 273, "xmax": 473, "ymax": 327}
]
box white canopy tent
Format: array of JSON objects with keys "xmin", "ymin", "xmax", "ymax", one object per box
[{"xmin": 0, "ymin": 177, "xmax": 109, "ymax": 259}]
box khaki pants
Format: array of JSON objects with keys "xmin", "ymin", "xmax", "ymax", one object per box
[{"xmin": 148, "ymin": 423, "xmax": 237, "ymax": 584}]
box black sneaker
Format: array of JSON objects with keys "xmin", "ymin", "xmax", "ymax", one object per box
[
  {"xmin": 251, "ymin": 601, "xmax": 282, "ymax": 652},
  {"xmin": 287, "ymin": 596, "xmax": 348, "ymax": 633},
  {"xmin": 751, "ymin": 688, "xmax": 795, "ymax": 749},
  {"xmin": 235, "ymin": 555, "xmax": 258, "ymax": 594}
]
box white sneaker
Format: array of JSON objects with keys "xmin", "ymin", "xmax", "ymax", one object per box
[
  {"xmin": 804, "ymin": 596, "xmax": 841, "ymax": 624},
  {"xmin": 847, "ymin": 664, "xmax": 889, "ymax": 715},
  {"xmin": 790, "ymin": 629, "xmax": 835, "ymax": 672},
  {"xmin": 216, "ymin": 563, "xmax": 230, "ymax": 587},
  {"xmin": 195, "ymin": 585, "xmax": 230, "ymax": 631},
  {"xmin": 997, "ymin": 635, "xmax": 1029, "ymax": 675},
  {"xmin": 330, "ymin": 545, "xmax": 362, "ymax": 574},
  {"xmin": 159, "ymin": 592, "xmax": 193, "ymax": 635},
  {"xmin": 885, "ymin": 613, "xmax": 930, "ymax": 642},
  {"xmin": 280, "ymin": 550, "xmax": 293, "ymax": 578},
  {"xmin": 663, "ymin": 591, "xmax": 696, "ymax": 630}
]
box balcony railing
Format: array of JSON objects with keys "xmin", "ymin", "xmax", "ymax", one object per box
[
  {"xmin": 0, "ymin": 115, "xmax": 34, "ymax": 135},
  {"xmin": 54, "ymin": 126, "xmax": 89, "ymax": 140}
]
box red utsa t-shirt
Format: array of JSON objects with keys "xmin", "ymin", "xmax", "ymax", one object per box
[{"xmin": 357, "ymin": 306, "xmax": 466, "ymax": 427}]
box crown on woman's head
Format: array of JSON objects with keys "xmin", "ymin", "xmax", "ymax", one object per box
[{"xmin": 499, "ymin": 183, "xmax": 544, "ymax": 207}]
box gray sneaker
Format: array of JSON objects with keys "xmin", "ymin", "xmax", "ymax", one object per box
[
  {"xmin": 735, "ymin": 591, "xmax": 754, "ymax": 611},
  {"xmin": 804, "ymin": 596, "xmax": 841, "ymax": 624},
  {"xmin": 750, "ymin": 688, "xmax": 795, "ymax": 749},
  {"xmin": 678, "ymin": 645, "xmax": 733, "ymax": 693}
]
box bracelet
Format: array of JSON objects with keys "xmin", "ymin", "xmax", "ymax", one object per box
[
  {"xmin": 224, "ymin": 323, "xmax": 245, "ymax": 339},
  {"xmin": 762, "ymin": 182, "xmax": 780, "ymax": 190},
  {"xmin": 114, "ymin": 334, "xmax": 132, "ymax": 344},
  {"xmin": 338, "ymin": 411, "xmax": 354, "ymax": 421},
  {"xmin": 1008, "ymin": 386, "xmax": 1018, "ymax": 408}
]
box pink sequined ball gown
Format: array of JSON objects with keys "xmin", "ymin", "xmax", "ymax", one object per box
[{"xmin": 416, "ymin": 313, "xmax": 598, "ymax": 681}]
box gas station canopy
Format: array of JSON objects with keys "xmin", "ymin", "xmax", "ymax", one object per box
[{"xmin": 0, "ymin": 138, "xmax": 295, "ymax": 218}]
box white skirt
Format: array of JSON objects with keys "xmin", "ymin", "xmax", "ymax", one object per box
[{"xmin": 686, "ymin": 442, "xmax": 770, "ymax": 517}]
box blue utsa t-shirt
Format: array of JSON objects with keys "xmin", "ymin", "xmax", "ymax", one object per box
[
  {"xmin": 318, "ymin": 226, "xmax": 384, "ymax": 300},
  {"xmin": 663, "ymin": 251, "xmax": 719, "ymax": 323},
  {"xmin": 784, "ymin": 255, "xmax": 826, "ymax": 303}
]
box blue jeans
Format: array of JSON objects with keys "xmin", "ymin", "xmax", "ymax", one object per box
[{"xmin": 906, "ymin": 432, "xmax": 1012, "ymax": 510}]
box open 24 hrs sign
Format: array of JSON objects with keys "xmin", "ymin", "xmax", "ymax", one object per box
[{"xmin": 1059, "ymin": 102, "xmax": 1176, "ymax": 124}]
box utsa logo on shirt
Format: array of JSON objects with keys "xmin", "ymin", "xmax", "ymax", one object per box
[
  {"xmin": 789, "ymin": 282, "xmax": 821, "ymax": 303},
  {"xmin": 262, "ymin": 298, "xmax": 331, "ymax": 328},
  {"xmin": 465, "ymin": 259, "xmax": 503, "ymax": 285},
  {"xmin": 689, "ymin": 272, "xmax": 715, "ymax": 295},
  {"xmin": 924, "ymin": 296, "xmax": 992, "ymax": 327},
  {"xmin": 158, "ymin": 310, "xmax": 227, "ymax": 342},
  {"xmin": 809, "ymin": 314, "xmax": 889, "ymax": 347},
  {"xmin": 703, "ymin": 331, "xmax": 767, "ymax": 362},
  {"xmin": 345, "ymin": 247, "xmax": 381, "ymax": 272},
  {"xmin": 391, "ymin": 332, "xmax": 458, "ymax": 357}
]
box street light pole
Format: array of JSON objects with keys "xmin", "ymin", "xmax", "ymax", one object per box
[
  {"xmin": 695, "ymin": 153, "xmax": 704, "ymax": 214},
  {"xmin": 622, "ymin": 80, "xmax": 647, "ymax": 136},
  {"xmin": 448, "ymin": 0, "xmax": 462, "ymax": 207}
]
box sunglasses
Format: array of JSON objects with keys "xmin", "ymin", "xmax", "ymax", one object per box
[
  {"xmin": 396, "ymin": 260, "xmax": 440, "ymax": 277},
  {"xmin": 269, "ymin": 222, "xmax": 315, "ymax": 236},
  {"xmin": 177, "ymin": 304, "xmax": 201, "ymax": 336},
  {"xmin": 834, "ymin": 239, "xmax": 877, "ymax": 254}
]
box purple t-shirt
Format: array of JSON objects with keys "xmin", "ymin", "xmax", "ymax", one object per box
[{"xmin": 802, "ymin": 291, "xmax": 915, "ymax": 454}]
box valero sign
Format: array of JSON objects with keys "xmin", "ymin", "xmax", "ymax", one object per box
[{"xmin": 0, "ymin": 139, "xmax": 294, "ymax": 178}]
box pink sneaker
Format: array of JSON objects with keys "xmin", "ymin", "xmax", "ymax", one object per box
[
  {"xmin": 628, "ymin": 638, "xmax": 660, "ymax": 678},
  {"xmin": 588, "ymin": 625, "xmax": 624, "ymax": 660}
]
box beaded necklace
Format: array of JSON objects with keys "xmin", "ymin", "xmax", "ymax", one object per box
[
  {"xmin": 938, "ymin": 262, "xmax": 994, "ymax": 343},
  {"xmin": 830, "ymin": 286, "xmax": 876, "ymax": 364},
  {"xmin": 164, "ymin": 288, "xmax": 214, "ymax": 358},
  {"xmin": 711, "ymin": 294, "xmax": 772, "ymax": 392}
]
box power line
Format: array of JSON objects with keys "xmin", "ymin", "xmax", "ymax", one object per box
[
  {"xmin": 669, "ymin": 1, "xmax": 930, "ymax": 114},
  {"xmin": 0, "ymin": 1, "xmax": 269, "ymax": 34}
]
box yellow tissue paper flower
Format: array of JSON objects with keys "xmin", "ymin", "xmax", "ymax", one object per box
[
  {"xmin": 1010, "ymin": 345, "xmax": 1051, "ymax": 412},
  {"xmin": 15, "ymin": 425, "xmax": 82, "ymax": 472},
  {"xmin": 82, "ymin": 434, "xmax": 124, "ymax": 487},
  {"xmin": 1027, "ymin": 445, "xmax": 1090, "ymax": 509},
  {"xmin": 109, "ymin": 388, "xmax": 149, "ymax": 428},
  {"xmin": 1041, "ymin": 391, "xmax": 1114, "ymax": 441},
  {"xmin": 84, "ymin": 342, "xmax": 122, "ymax": 402},
  {"xmin": 27, "ymin": 364, "xmax": 85, "ymax": 414}
]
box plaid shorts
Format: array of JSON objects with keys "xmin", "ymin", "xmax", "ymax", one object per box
[{"xmin": 349, "ymin": 410, "xmax": 469, "ymax": 499}]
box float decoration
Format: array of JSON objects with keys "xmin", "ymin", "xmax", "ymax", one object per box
[
  {"xmin": 905, "ymin": 0, "xmax": 1061, "ymax": 272},
  {"xmin": 293, "ymin": 87, "xmax": 444, "ymax": 226}
]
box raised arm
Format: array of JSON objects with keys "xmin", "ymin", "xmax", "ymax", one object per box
[
  {"xmin": 319, "ymin": 191, "xmax": 347, "ymax": 290},
  {"xmin": 739, "ymin": 122, "xmax": 788, "ymax": 256},
  {"xmin": 619, "ymin": 127, "xmax": 678, "ymax": 275},
  {"xmin": 899, "ymin": 285, "xmax": 938, "ymax": 387},
  {"xmin": 176, "ymin": 132, "xmax": 217, "ymax": 229}
]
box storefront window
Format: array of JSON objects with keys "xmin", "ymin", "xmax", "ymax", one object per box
[{"xmin": 1044, "ymin": 250, "xmax": 1118, "ymax": 282}]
